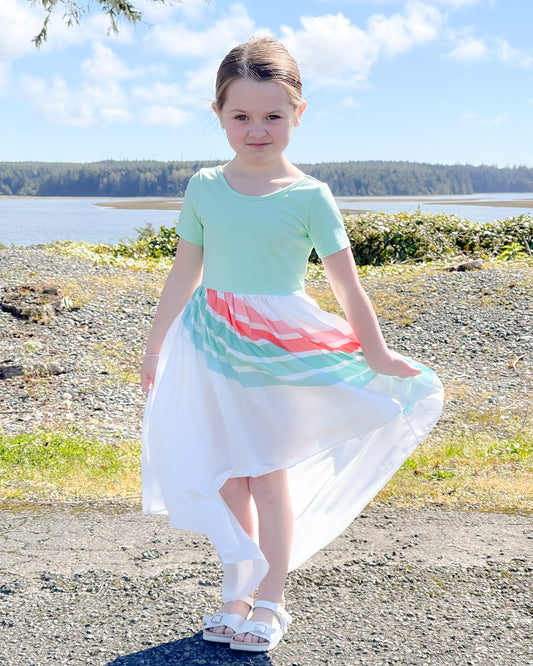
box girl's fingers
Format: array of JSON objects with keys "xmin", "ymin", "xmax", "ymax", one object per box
[
  {"xmin": 399, "ymin": 365, "xmax": 422, "ymax": 378},
  {"xmin": 141, "ymin": 358, "xmax": 159, "ymax": 392},
  {"xmin": 390, "ymin": 359, "xmax": 422, "ymax": 378},
  {"xmin": 370, "ymin": 357, "xmax": 422, "ymax": 378}
]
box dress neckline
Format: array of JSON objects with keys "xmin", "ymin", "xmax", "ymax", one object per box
[{"xmin": 216, "ymin": 165, "xmax": 308, "ymax": 199}]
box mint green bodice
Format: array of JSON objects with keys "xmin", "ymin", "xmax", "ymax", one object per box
[{"xmin": 177, "ymin": 166, "xmax": 349, "ymax": 295}]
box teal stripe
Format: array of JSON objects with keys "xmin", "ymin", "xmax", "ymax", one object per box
[{"xmin": 182, "ymin": 289, "xmax": 376, "ymax": 388}]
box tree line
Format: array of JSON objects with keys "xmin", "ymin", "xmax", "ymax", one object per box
[{"xmin": 1, "ymin": 160, "xmax": 533, "ymax": 197}]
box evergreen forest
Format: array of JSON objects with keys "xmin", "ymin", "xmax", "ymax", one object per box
[{"xmin": 1, "ymin": 160, "xmax": 533, "ymax": 197}]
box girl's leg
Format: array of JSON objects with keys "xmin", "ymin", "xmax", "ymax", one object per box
[
  {"xmin": 233, "ymin": 469, "xmax": 293, "ymax": 645},
  {"xmin": 207, "ymin": 477, "xmax": 254, "ymax": 636},
  {"xmin": 220, "ymin": 476, "xmax": 254, "ymax": 536}
]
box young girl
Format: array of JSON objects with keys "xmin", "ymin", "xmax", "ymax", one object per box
[{"xmin": 141, "ymin": 36, "xmax": 443, "ymax": 653}]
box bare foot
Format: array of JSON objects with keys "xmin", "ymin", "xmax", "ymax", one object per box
[
  {"xmin": 205, "ymin": 599, "xmax": 252, "ymax": 637},
  {"xmin": 232, "ymin": 606, "xmax": 281, "ymax": 645}
]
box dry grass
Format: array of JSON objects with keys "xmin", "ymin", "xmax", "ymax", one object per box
[
  {"xmin": 59, "ymin": 272, "xmax": 163, "ymax": 310},
  {"xmin": 307, "ymin": 262, "xmax": 532, "ymax": 512},
  {"xmin": 376, "ymin": 426, "xmax": 533, "ymax": 512},
  {"xmin": 1, "ymin": 254, "xmax": 531, "ymax": 510},
  {"xmin": 0, "ymin": 430, "xmax": 141, "ymax": 502},
  {"xmin": 90, "ymin": 341, "xmax": 142, "ymax": 383}
]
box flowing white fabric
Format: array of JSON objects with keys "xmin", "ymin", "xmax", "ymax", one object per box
[{"xmin": 143, "ymin": 288, "xmax": 443, "ymax": 601}]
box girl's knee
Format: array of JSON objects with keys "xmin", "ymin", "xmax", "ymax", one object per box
[
  {"xmin": 220, "ymin": 476, "xmax": 250, "ymax": 500},
  {"xmin": 249, "ymin": 469, "xmax": 288, "ymax": 500}
]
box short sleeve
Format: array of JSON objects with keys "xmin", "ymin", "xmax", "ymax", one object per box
[
  {"xmin": 307, "ymin": 182, "xmax": 350, "ymax": 258},
  {"xmin": 176, "ymin": 172, "xmax": 204, "ymax": 246}
]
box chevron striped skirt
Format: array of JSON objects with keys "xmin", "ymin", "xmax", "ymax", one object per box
[{"xmin": 142, "ymin": 286, "xmax": 443, "ymax": 601}]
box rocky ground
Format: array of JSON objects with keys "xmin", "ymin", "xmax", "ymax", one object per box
[
  {"xmin": 0, "ymin": 245, "xmax": 532, "ymax": 665},
  {"xmin": 0, "ymin": 503, "xmax": 531, "ymax": 666},
  {"xmin": 1, "ymin": 246, "xmax": 531, "ymax": 442}
]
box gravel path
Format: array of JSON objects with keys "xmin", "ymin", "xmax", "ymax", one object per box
[
  {"xmin": 0, "ymin": 246, "xmax": 532, "ymax": 665},
  {"xmin": 0, "ymin": 503, "xmax": 531, "ymax": 666}
]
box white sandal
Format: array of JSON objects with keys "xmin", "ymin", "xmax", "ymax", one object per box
[
  {"xmin": 230, "ymin": 599, "xmax": 292, "ymax": 652},
  {"xmin": 202, "ymin": 596, "xmax": 254, "ymax": 644}
]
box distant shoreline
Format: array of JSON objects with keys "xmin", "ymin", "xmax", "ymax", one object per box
[
  {"xmin": 339, "ymin": 195, "xmax": 533, "ymax": 208},
  {"xmin": 1, "ymin": 194, "xmax": 532, "ymax": 212}
]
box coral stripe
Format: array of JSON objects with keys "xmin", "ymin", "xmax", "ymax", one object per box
[{"xmin": 206, "ymin": 289, "xmax": 360, "ymax": 354}]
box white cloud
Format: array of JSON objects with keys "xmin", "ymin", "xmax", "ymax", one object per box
[
  {"xmin": 81, "ymin": 43, "xmax": 136, "ymax": 82},
  {"xmin": 183, "ymin": 58, "xmax": 224, "ymax": 103},
  {"xmin": 133, "ymin": 81, "xmax": 199, "ymax": 114},
  {"xmin": 0, "ymin": 0, "xmax": 43, "ymax": 59},
  {"xmin": 423, "ymin": 0, "xmax": 480, "ymax": 6},
  {"xmin": 133, "ymin": 82, "xmax": 183, "ymax": 104},
  {"xmin": 281, "ymin": 14, "xmax": 376, "ymax": 87},
  {"xmin": 281, "ymin": 4, "xmax": 443, "ymax": 87},
  {"xmin": 145, "ymin": 2, "xmax": 255, "ymax": 57},
  {"xmin": 136, "ymin": 0, "xmax": 210, "ymax": 22},
  {"xmin": 448, "ymin": 33, "xmax": 533, "ymax": 68},
  {"xmin": 495, "ymin": 38, "xmax": 533, "ymax": 68},
  {"xmin": 40, "ymin": 8, "xmax": 135, "ymax": 49},
  {"xmin": 19, "ymin": 43, "xmax": 138, "ymax": 128},
  {"xmin": 0, "ymin": 0, "xmax": 134, "ymax": 61},
  {"xmin": 462, "ymin": 112, "xmax": 508, "ymax": 126},
  {"xmin": 448, "ymin": 36, "xmax": 488, "ymax": 61},
  {"xmin": 367, "ymin": 2, "xmax": 442, "ymax": 56},
  {"xmin": 342, "ymin": 96, "xmax": 359, "ymax": 109},
  {"xmin": 142, "ymin": 105, "xmax": 193, "ymax": 127},
  {"xmin": 17, "ymin": 41, "xmax": 197, "ymax": 128},
  {"xmin": 0, "ymin": 62, "xmax": 10, "ymax": 93},
  {"xmin": 21, "ymin": 73, "xmax": 132, "ymax": 127}
]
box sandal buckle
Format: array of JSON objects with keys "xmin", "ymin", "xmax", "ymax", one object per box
[{"xmin": 253, "ymin": 622, "xmax": 268, "ymax": 634}]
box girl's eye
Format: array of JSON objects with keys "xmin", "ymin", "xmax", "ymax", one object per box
[
  {"xmin": 267, "ymin": 114, "xmax": 280, "ymax": 121},
  {"xmin": 234, "ymin": 114, "xmax": 247, "ymax": 121}
]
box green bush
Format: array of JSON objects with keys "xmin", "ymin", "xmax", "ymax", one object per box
[
  {"xmin": 331, "ymin": 212, "xmax": 532, "ymax": 266},
  {"xmin": 108, "ymin": 223, "xmax": 179, "ymax": 260},
  {"xmin": 105, "ymin": 212, "xmax": 532, "ymax": 266}
]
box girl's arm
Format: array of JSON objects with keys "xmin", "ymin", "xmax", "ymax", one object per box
[
  {"xmin": 141, "ymin": 239, "xmax": 204, "ymax": 392},
  {"xmin": 322, "ymin": 248, "xmax": 421, "ymax": 378}
]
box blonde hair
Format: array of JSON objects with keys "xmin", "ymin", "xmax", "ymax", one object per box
[{"xmin": 215, "ymin": 37, "xmax": 303, "ymax": 110}]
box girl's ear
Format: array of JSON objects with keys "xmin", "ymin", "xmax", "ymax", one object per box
[
  {"xmin": 212, "ymin": 102, "xmax": 223, "ymax": 126},
  {"xmin": 294, "ymin": 100, "xmax": 307, "ymax": 126}
]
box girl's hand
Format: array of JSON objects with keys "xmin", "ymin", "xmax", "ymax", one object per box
[
  {"xmin": 141, "ymin": 355, "xmax": 159, "ymax": 393},
  {"xmin": 367, "ymin": 353, "xmax": 422, "ymax": 378}
]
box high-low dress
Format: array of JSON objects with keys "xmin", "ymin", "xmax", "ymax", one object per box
[{"xmin": 142, "ymin": 166, "xmax": 443, "ymax": 602}]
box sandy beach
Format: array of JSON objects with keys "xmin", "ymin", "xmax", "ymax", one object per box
[{"xmin": 93, "ymin": 194, "xmax": 533, "ymax": 211}]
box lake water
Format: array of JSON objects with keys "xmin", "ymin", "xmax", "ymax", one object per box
[
  {"xmin": 0, "ymin": 198, "xmax": 176, "ymax": 247},
  {"xmin": 0, "ymin": 193, "xmax": 532, "ymax": 247}
]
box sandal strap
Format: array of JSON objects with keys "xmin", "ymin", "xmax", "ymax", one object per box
[
  {"xmin": 236, "ymin": 618, "xmax": 277, "ymax": 640},
  {"xmin": 203, "ymin": 597, "xmax": 253, "ymax": 633},
  {"xmin": 203, "ymin": 612, "xmax": 246, "ymax": 634},
  {"xmin": 254, "ymin": 600, "xmax": 292, "ymax": 632},
  {"xmin": 240, "ymin": 595, "xmax": 254, "ymax": 607}
]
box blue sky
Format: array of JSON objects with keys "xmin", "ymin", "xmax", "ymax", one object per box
[{"xmin": 1, "ymin": 0, "xmax": 532, "ymax": 166}]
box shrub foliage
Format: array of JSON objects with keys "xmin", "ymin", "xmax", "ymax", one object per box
[
  {"xmin": 339, "ymin": 211, "xmax": 533, "ymax": 265},
  {"xmin": 106, "ymin": 224, "xmax": 179, "ymax": 260},
  {"xmin": 104, "ymin": 212, "xmax": 532, "ymax": 267}
]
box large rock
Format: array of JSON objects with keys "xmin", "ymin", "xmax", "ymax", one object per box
[
  {"xmin": 0, "ymin": 360, "xmax": 64, "ymax": 380},
  {"xmin": 446, "ymin": 258, "xmax": 484, "ymax": 272},
  {"xmin": 0, "ymin": 284, "xmax": 71, "ymax": 323}
]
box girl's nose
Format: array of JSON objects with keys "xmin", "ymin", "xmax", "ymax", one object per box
[{"xmin": 248, "ymin": 121, "xmax": 267, "ymax": 137}]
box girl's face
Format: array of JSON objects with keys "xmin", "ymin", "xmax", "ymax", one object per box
[{"xmin": 213, "ymin": 79, "xmax": 305, "ymax": 168}]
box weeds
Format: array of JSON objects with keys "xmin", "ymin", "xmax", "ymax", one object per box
[
  {"xmin": 377, "ymin": 424, "xmax": 533, "ymax": 512},
  {"xmin": 0, "ymin": 429, "xmax": 140, "ymax": 501},
  {"xmin": 1, "ymin": 235, "xmax": 531, "ymax": 509}
]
